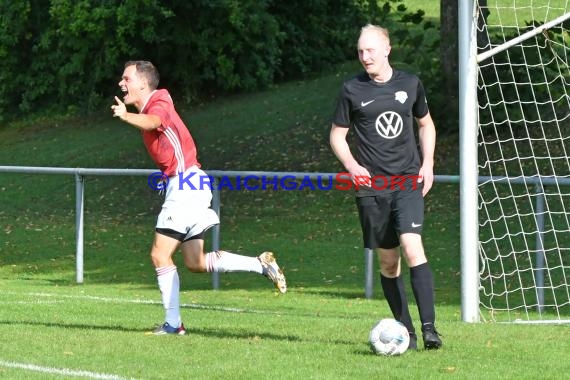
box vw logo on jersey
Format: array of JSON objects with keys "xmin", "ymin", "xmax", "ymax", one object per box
[{"xmin": 375, "ymin": 111, "xmax": 403, "ymax": 139}]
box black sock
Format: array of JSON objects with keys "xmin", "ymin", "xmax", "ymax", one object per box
[
  {"xmin": 410, "ymin": 262, "xmax": 436, "ymax": 331},
  {"xmin": 380, "ymin": 274, "xmax": 415, "ymax": 334}
]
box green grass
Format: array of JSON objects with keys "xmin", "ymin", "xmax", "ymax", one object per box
[
  {"xmin": 1, "ymin": 3, "xmax": 569, "ymax": 377},
  {"xmin": 399, "ymin": 0, "xmax": 439, "ymax": 19},
  {"xmin": 485, "ymin": 0, "xmax": 570, "ymax": 25},
  {"xmin": 1, "ymin": 280, "xmax": 569, "ymax": 380},
  {"xmin": 402, "ymin": 0, "xmax": 570, "ymax": 26}
]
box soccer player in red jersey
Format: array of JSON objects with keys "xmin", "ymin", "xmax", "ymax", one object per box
[{"xmin": 112, "ymin": 61, "xmax": 286, "ymax": 335}]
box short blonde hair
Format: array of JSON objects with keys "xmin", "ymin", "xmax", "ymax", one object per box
[{"xmin": 360, "ymin": 24, "xmax": 390, "ymax": 43}]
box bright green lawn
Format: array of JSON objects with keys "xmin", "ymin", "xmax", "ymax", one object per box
[{"xmin": 1, "ymin": 2, "xmax": 569, "ymax": 378}]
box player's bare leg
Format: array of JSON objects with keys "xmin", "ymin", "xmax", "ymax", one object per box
[{"xmin": 181, "ymin": 239, "xmax": 287, "ymax": 293}]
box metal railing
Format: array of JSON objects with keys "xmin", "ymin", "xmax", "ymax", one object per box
[{"xmin": 0, "ymin": 165, "xmax": 459, "ymax": 298}]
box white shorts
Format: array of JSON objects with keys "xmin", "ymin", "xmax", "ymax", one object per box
[{"xmin": 156, "ymin": 166, "xmax": 220, "ymax": 240}]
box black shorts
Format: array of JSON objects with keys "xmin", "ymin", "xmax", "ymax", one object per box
[
  {"xmin": 356, "ymin": 189, "xmax": 424, "ymax": 249},
  {"xmin": 156, "ymin": 228, "xmax": 206, "ymax": 242}
]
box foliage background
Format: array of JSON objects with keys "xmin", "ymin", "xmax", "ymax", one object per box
[{"xmin": 0, "ymin": 0, "xmax": 443, "ymax": 128}]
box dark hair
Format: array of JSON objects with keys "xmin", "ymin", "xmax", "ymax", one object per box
[{"xmin": 125, "ymin": 60, "xmax": 160, "ymax": 90}]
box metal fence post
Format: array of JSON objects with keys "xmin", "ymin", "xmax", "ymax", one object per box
[
  {"xmin": 535, "ymin": 183, "xmax": 546, "ymax": 312},
  {"xmin": 364, "ymin": 248, "xmax": 374, "ymax": 299},
  {"xmin": 75, "ymin": 173, "xmax": 85, "ymax": 284},
  {"xmin": 211, "ymin": 178, "xmax": 221, "ymax": 290}
]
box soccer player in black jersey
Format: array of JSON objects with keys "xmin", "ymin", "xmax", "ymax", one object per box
[{"xmin": 330, "ymin": 24, "xmax": 442, "ymax": 350}]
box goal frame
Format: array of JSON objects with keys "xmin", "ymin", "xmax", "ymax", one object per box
[
  {"xmin": 459, "ymin": 1, "xmax": 570, "ymax": 323},
  {"xmin": 459, "ymin": 1, "xmax": 480, "ymax": 323}
]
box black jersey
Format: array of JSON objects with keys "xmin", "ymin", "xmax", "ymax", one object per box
[{"xmin": 333, "ymin": 70, "xmax": 429, "ymax": 196}]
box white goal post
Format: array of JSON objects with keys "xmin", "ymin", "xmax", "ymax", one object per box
[{"xmin": 460, "ymin": 1, "xmax": 570, "ymax": 323}]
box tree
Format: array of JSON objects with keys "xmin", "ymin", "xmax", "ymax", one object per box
[{"xmin": 439, "ymin": 0, "xmax": 458, "ymax": 130}]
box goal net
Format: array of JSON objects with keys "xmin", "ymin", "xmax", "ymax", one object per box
[{"xmin": 476, "ymin": 0, "xmax": 570, "ymax": 323}]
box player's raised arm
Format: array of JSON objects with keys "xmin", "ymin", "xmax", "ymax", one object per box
[{"xmin": 111, "ymin": 96, "xmax": 161, "ymax": 131}]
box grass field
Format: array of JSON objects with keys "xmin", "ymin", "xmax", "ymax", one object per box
[{"xmin": 2, "ymin": 1, "xmax": 570, "ymax": 379}]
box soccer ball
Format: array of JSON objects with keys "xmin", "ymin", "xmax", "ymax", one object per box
[{"xmin": 369, "ymin": 318, "xmax": 410, "ymax": 356}]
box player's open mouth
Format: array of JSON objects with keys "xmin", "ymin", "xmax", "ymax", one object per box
[{"xmin": 121, "ymin": 88, "xmax": 128, "ymax": 100}]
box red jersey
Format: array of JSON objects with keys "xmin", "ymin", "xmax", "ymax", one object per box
[{"xmin": 140, "ymin": 89, "xmax": 200, "ymax": 176}]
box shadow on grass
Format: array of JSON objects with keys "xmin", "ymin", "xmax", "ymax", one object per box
[
  {"xmin": 0, "ymin": 318, "xmax": 375, "ymax": 347},
  {"xmin": 0, "ymin": 319, "xmax": 306, "ymax": 343},
  {"xmin": 189, "ymin": 326, "xmax": 302, "ymax": 342},
  {"xmin": 0, "ymin": 319, "xmax": 148, "ymax": 334},
  {"xmin": 301, "ymin": 289, "xmax": 376, "ymax": 300}
]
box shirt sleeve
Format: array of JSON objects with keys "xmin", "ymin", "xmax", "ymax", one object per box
[
  {"xmin": 144, "ymin": 99, "xmax": 170, "ymax": 133},
  {"xmin": 412, "ymin": 78, "xmax": 429, "ymax": 119},
  {"xmin": 332, "ymin": 83, "xmax": 352, "ymax": 128}
]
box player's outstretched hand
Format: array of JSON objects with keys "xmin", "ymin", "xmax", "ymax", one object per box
[{"xmin": 111, "ymin": 96, "xmax": 127, "ymax": 120}]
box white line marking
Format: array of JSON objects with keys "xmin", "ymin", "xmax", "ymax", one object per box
[
  {"xmin": 16, "ymin": 292, "xmax": 279, "ymax": 315},
  {"xmin": 0, "ymin": 300, "xmax": 64, "ymax": 305},
  {"xmin": 0, "ymin": 360, "xmax": 137, "ymax": 379},
  {"xmin": 4, "ymin": 291, "xmax": 357, "ymax": 320}
]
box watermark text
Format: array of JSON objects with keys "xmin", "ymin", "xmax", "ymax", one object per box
[{"xmin": 147, "ymin": 172, "xmax": 422, "ymax": 191}]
